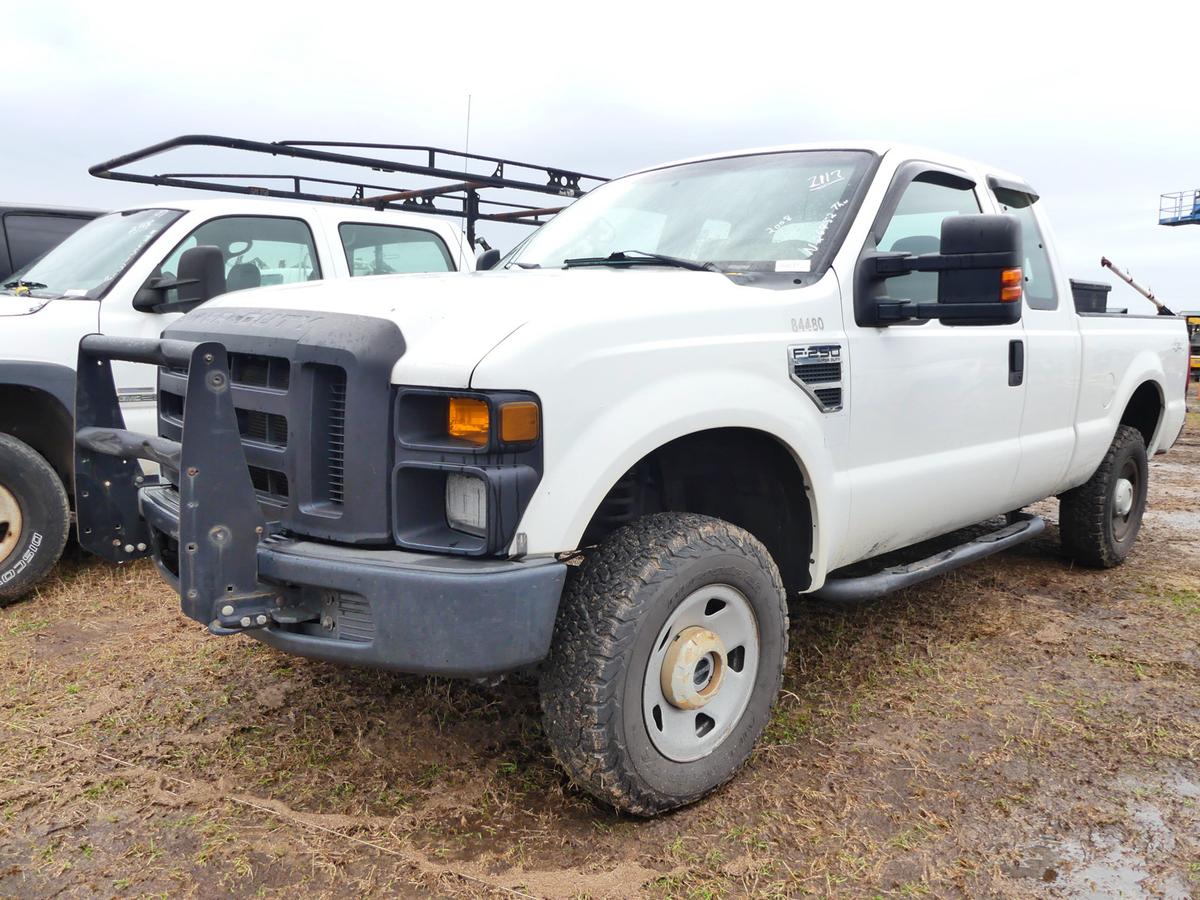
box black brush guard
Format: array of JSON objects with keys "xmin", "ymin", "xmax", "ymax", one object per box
[{"xmin": 75, "ymin": 334, "xmax": 277, "ymax": 632}]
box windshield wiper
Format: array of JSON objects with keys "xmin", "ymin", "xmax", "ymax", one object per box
[
  {"xmin": 513, "ymin": 261, "xmax": 541, "ymax": 269},
  {"xmin": 562, "ymin": 250, "xmax": 720, "ymax": 272},
  {"xmin": 3, "ymin": 280, "xmax": 48, "ymax": 291}
]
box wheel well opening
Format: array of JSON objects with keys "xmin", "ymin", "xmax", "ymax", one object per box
[
  {"xmin": 1120, "ymin": 381, "xmax": 1163, "ymax": 448},
  {"xmin": 0, "ymin": 385, "xmax": 74, "ymax": 490},
  {"xmin": 580, "ymin": 428, "xmax": 813, "ymax": 594}
]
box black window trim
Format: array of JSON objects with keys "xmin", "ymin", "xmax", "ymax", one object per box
[
  {"xmin": 149, "ymin": 213, "xmax": 325, "ymax": 305},
  {"xmin": 337, "ymin": 220, "xmax": 459, "ymax": 275},
  {"xmin": 987, "ymin": 176, "xmax": 1058, "ymax": 312}
]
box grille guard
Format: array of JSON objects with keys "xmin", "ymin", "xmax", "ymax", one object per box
[{"xmin": 75, "ymin": 334, "xmax": 276, "ymax": 629}]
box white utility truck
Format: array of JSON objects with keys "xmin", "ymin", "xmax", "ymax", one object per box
[
  {"xmin": 2, "ymin": 135, "xmax": 599, "ymax": 598},
  {"xmin": 75, "ymin": 141, "xmax": 1190, "ymax": 815}
]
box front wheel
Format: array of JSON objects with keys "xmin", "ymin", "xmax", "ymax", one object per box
[
  {"xmin": 1059, "ymin": 424, "xmax": 1149, "ymax": 568},
  {"xmin": 539, "ymin": 513, "xmax": 788, "ymax": 815},
  {"xmin": 0, "ymin": 433, "xmax": 71, "ymax": 604}
]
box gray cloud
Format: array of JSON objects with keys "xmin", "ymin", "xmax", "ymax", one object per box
[{"xmin": 5, "ymin": 1, "xmax": 1198, "ymax": 312}]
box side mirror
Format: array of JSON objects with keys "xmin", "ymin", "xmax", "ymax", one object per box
[
  {"xmin": 868, "ymin": 214, "xmax": 1023, "ymax": 327},
  {"xmin": 476, "ymin": 248, "xmax": 501, "ymax": 271},
  {"xmin": 132, "ymin": 245, "xmax": 226, "ymax": 314}
]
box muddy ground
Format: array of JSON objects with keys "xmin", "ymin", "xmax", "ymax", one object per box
[{"xmin": 2, "ymin": 412, "xmax": 1198, "ymax": 898}]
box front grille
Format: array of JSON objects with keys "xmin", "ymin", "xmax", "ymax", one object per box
[
  {"xmin": 249, "ymin": 466, "xmax": 289, "ymax": 504},
  {"xmin": 326, "ymin": 371, "xmax": 347, "ymax": 504},
  {"xmin": 311, "ymin": 364, "xmax": 347, "ymax": 507},
  {"xmin": 155, "ymin": 308, "xmax": 403, "ymax": 544},
  {"xmin": 230, "ymin": 353, "xmax": 290, "ymax": 390},
  {"xmin": 237, "ymin": 409, "xmax": 288, "ymax": 447}
]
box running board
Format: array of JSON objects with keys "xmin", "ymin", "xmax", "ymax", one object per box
[{"xmin": 812, "ymin": 514, "xmax": 1046, "ymax": 603}]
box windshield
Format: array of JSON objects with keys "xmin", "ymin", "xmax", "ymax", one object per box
[
  {"xmin": 2, "ymin": 208, "xmax": 183, "ymax": 299},
  {"xmin": 509, "ymin": 150, "xmax": 875, "ymax": 275}
]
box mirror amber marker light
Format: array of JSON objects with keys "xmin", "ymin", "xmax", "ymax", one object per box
[
  {"xmin": 448, "ymin": 397, "xmax": 490, "ymax": 445},
  {"xmin": 1000, "ymin": 267, "xmax": 1023, "ymax": 303}
]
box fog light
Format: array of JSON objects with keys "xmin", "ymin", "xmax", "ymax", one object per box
[{"xmin": 446, "ymin": 472, "xmax": 487, "ymax": 536}]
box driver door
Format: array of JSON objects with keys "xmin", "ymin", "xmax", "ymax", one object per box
[{"xmin": 98, "ymin": 215, "xmax": 323, "ymax": 436}]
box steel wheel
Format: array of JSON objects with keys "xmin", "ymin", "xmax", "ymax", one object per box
[
  {"xmin": 0, "ymin": 483, "xmax": 22, "ymax": 568},
  {"xmin": 1111, "ymin": 457, "xmax": 1139, "ymax": 543},
  {"xmin": 642, "ymin": 583, "xmax": 760, "ymax": 762}
]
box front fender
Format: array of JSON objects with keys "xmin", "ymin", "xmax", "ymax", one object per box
[{"xmin": 514, "ymin": 367, "xmax": 843, "ymax": 587}]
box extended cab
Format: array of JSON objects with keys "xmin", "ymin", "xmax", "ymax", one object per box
[
  {"xmin": 1, "ymin": 196, "xmax": 472, "ymax": 599},
  {"xmin": 75, "ymin": 142, "xmax": 1190, "ymax": 815}
]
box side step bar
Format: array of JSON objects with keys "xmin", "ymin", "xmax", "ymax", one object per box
[{"xmin": 812, "ymin": 514, "xmax": 1047, "ymax": 603}]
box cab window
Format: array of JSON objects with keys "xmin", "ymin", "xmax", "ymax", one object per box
[
  {"xmin": 338, "ymin": 223, "xmax": 455, "ymax": 276},
  {"xmin": 992, "ymin": 186, "xmax": 1058, "ymax": 311},
  {"xmin": 158, "ymin": 216, "xmax": 320, "ymax": 302},
  {"xmin": 879, "ymin": 178, "xmax": 981, "ymax": 305}
]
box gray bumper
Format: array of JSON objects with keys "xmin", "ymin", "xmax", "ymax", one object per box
[{"xmin": 140, "ymin": 485, "xmax": 567, "ymax": 677}]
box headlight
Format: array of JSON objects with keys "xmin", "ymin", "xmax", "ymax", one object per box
[{"xmin": 445, "ymin": 472, "xmax": 487, "ymax": 536}]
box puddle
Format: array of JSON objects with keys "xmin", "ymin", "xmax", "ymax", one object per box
[
  {"xmin": 1017, "ymin": 831, "xmax": 1190, "ymax": 899},
  {"xmin": 1014, "ymin": 769, "xmax": 1200, "ymax": 898}
]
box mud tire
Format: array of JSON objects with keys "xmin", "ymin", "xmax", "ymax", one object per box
[
  {"xmin": 1059, "ymin": 424, "xmax": 1148, "ymax": 569},
  {"xmin": 539, "ymin": 512, "xmax": 788, "ymax": 816}
]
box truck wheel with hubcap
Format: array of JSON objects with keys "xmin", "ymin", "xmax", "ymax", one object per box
[
  {"xmin": 539, "ymin": 512, "xmax": 788, "ymax": 815},
  {"xmin": 1059, "ymin": 424, "xmax": 1149, "ymax": 568},
  {"xmin": 0, "ymin": 433, "xmax": 70, "ymax": 604}
]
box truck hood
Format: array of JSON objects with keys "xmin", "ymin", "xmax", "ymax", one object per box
[
  {"xmin": 0, "ymin": 294, "xmax": 55, "ymax": 316},
  {"xmin": 197, "ymin": 267, "xmax": 762, "ymax": 387}
]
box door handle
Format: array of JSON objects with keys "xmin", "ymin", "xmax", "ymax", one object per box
[{"xmin": 1008, "ymin": 339, "xmax": 1025, "ymax": 387}]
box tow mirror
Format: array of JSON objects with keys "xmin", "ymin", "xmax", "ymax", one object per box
[
  {"xmin": 133, "ymin": 245, "xmax": 227, "ymax": 314},
  {"xmin": 476, "ymin": 248, "xmax": 501, "ymax": 271},
  {"xmin": 867, "ymin": 214, "xmax": 1023, "ymax": 327}
]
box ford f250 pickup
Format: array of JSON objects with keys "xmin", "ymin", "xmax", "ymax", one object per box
[{"xmin": 74, "ymin": 142, "xmax": 1190, "ymax": 815}]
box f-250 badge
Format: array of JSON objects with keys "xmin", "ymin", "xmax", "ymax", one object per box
[{"xmin": 791, "ymin": 317, "xmax": 825, "ymax": 333}]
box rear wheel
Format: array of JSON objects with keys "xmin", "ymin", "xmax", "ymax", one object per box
[
  {"xmin": 1059, "ymin": 425, "xmax": 1148, "ymax": 568},
  {"xmin": 0, "ymin": 434, "xmax": 71, "ymax": 604},
  {"xmin": 539, "ymin": 512, "xmax": 788, "ymax": 815}
]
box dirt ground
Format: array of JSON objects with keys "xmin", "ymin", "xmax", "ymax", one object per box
[{"xmin": 2, "ymin": 413, "xmax": 1198, "ymax": 899}]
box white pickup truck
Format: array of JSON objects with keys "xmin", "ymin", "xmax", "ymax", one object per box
[
  {"xmin": 0, "ymin": 196, "xmax": 473, "ymax": 598},
  {"xmin": 74, "ymin": 141, "xmax": 1190, "ymax": 815}
]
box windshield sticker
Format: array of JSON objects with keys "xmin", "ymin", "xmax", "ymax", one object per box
[
  {"xmin": 63, "ymin": 288, "xmax": 89, "ymax": 297},
  {"xmin": 776, "ymin": 259, "xmax": 812, "ymax": 273},
  {"xmin": 808, "ymin": 170, "xmax": 846, "ymax": 192}
]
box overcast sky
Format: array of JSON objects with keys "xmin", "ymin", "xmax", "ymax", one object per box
[{"xmin": 6, "ymin": 1, "xmax": 1199, "ymax": 313}]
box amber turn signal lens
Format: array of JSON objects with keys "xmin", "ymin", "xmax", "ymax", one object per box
[
  {"xmin": 448, "ymin": 397, "xmax": 489, "ymax": 445},
  {"xmin": 500, "ymin": 401, "xmax": 540, "ymax": 443},
  {"xmin": 1000, "ymin": 267, "xmax": 1023, "ymax": 302}
]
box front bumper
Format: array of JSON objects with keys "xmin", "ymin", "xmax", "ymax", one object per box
[{"xmin": 74, "ymin": 334, "xmax": 567, "ymax": 677}]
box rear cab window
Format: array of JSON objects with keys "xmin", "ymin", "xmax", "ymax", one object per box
[
  {"xmin": 989, "ymin": 178, "xmax": 1058, "ymax": 311},
  {"xmin": 3, "ymin": 213, "xmax": 95, "ymax": 273},
  {"xmin": 338, "ymin": 223, "xmax": 456, "ymax": 276}
]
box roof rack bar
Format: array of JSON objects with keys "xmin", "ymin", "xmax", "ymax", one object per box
[
  {"xmin": 483, "ymin": 206, "xmax": 570, "ymax": 222},
  {"xmin": 89, "ymin": 134, "xmax": 608, "ymax": 247}
]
